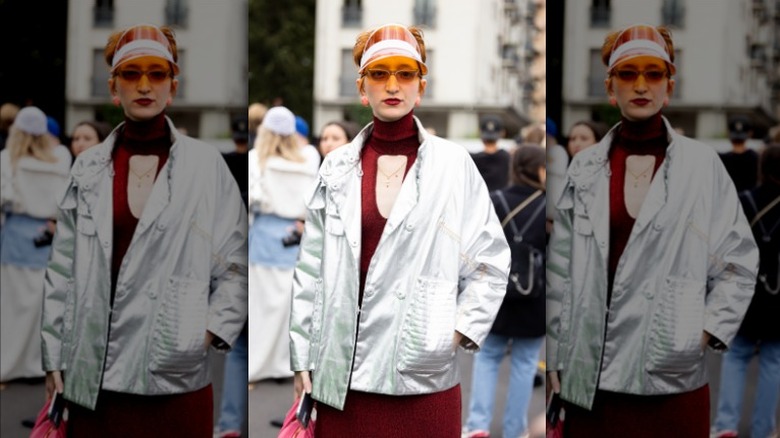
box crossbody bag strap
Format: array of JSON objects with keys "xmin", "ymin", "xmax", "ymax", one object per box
[
  {"xmin": 499, "ymin": 189, "xmax": 543, "ymax": 229},
  {"xmin": 750, "ymin": 194, "xmax": 780, "ymax": 228}
]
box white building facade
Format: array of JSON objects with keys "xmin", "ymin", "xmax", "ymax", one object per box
[
  {"xmin": 561, "ymin": 0, "xmax": 779, "ymax": 140},
  {"xmin": 65, "ymin": 0, "xmax": 247, "ymax": 139},
  {"xmin": 313, "ymin": 0, "xmax": 545, "ymax": 139}
]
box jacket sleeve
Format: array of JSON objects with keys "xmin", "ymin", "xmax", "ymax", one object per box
[
  {"xmin": 703, "ymin": 158, "xmax": 759, "ymax": 348},
  {"xmin": 289, "ymin": 180, "xmax": 326, "ymax": 371},
  {"xmin": 454, "ymin": 158, "xmax": 511, "ymax": 351},
  {"xmin": 41, "ymin": 179, "xmax": 78, "ymax": 372},
  {"xmin": 546, "ymin": 179, "xmax": 574, "ymax": 372},
  {"xmin": 206, "ymin": 161, "xmax": 249, "ymax": 350}
]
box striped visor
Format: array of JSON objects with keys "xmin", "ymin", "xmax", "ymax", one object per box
[
  {"xmin": 110, "ymin": 25, "xmax": 179, "ymax": 75},
  {"xmin": 358, "ymin": 24, "xmax": 428, "ymax": 75},
  {"xmin": 607, "ymin": 25, "xmax": 676, "ymax": 75}
]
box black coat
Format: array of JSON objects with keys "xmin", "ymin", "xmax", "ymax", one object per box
[
  {"xmin": 737, "ymin": 183, "xmax": 780, "ymax": 341},
  {"xmin": 489, "ymin": 185, "xmax": 546, "ymax": 338}
]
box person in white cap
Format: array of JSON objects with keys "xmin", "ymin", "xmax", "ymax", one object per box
[
  {"xmin": 1, "ymin": 106, "xmax": 71, "ymax": 383},
  {"xmin": 245, "ymin": 105, "xmax": 317, "ymax": 389},
  {"xmin": 40, "ymin": 24, "xmax": 247, "ymax": 436},
  {"xmin": 546, "ymin": 24, "xmax": 758, "ymax": 437},
  {"xmin": 288, "ymin": 23, "xmax": 510, "ymax": 437}
]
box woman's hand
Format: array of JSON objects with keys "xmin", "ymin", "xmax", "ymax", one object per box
[
  {"xmin": 294, "ymin": 371, "xmax": 312, "ymax": 402},
  {"xmin": 453, "ymin": 331, "xmax": 464, "ymax": 351},
  {"xmin": 546, "ymin": 371, "xmax": 560, "ymax": 404},
  {"xmin": 203, "ymin": 331, "xmax": 215, "ymax": 351},
  {"xmin": 45, "ymin": 371, "xmax": 64, "ymax": 401}
]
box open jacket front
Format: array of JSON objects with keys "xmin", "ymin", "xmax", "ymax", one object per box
[
  {"xmin": 289, "ymin": 117, "xmax": 511, "ymax": 410},
  {"xmin": 41, "ymin": 118, "xmax": 248, "ymax": 410},
  {"xmin": 546, "ymin": 117, "xmax": 758, "ymax": 410}
]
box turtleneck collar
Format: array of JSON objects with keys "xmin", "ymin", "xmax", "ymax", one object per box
[
  {"xmin": 618, "ymin": 111, "xmax": 665, "ymax": 142},
  {"xmin": 366, "ymin": 111, "xmax": 419, "ymax": 155},
  {"xmin": 119, "ymin": 112, "xmax": 172, "ymax": 153}
]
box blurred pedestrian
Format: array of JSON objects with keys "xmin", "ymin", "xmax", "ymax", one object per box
[
  {"xmin": 289, "ymin": 23, "xmax": 510, "ymax": 437},
  {"xmin": 0, "ymin": 102, "xmax": 20, "ymax": 151},
  {"xmin": 317, "ymin": 120, "xmax": 358, "ymax": 158},
  {"xmin": 719, "ymin": 115, "xmax": 759, "ymax": 193},
  {"xmin": 1, "ymin": 106, "xmax": 71, "ymax": 382},
  {"xmin": 545, "ymin": 117, "xmax": 568, "ymax": 235},
  {"xmin": 546, "ymin": 24, "xmax": 758, "ymax": 437},
  {"xmin": 565, "ymin": 120, "xmax": 607, "ymax": 158},
  {"xmin": 69, "ymin": 120, "xmax": 112, "ymax": 158},
  {"xmin": 248, "ymin": 106, "xmax": 317, "ymax": 382},
  {"xmin": 471, "ymin": 115, "xmax": 510, "ymax": 192},
  {"xmin": 248, "ymin": 102, "xmax": 268, "ymax": 148},
  {"xmin": 712, "ymin": 143, "xmax": 780, "ymax": 438},
  {"xmin": 294, "ymin": 115, "xmax": 322, "ymax": 174},
  {"xmin": 41, "ymin": 24, "xmax": 247, "ymax": 437},
  {"xmin": 463, "ymin": 144, "xmax": 547, "ymax": 438}
]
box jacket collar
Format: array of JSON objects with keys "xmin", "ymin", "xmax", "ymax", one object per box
[
  {"xmin": 568, "ymin": 115, "xmax": 680, "ymax": 254},
  {"xmin": 317, "ymin": 116, "xmax": 430, "ymax": 260},
  {"xmin": 70, "ymin": 116, "xmax": 182, "ymax": 245}
]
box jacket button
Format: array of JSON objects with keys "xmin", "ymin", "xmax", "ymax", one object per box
[
  {"xmin": 102, "ymin": 240, "xmax": 110, "ymax": 247},
  {"xmin": 350, "ymin": 240, "xmax": 357, "ymax": 247},
  {"xmin": 405, "ymin": 223, "xmax": 413, "ymax": 231}
]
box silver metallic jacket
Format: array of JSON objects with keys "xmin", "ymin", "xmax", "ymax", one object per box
[
  {"xmin": 41, "ymin": 118, "xmax": 248, "ymax": 410},
  {"xmin": 547, "ymin": 117, "xmax": 758, "ymax": 410},
  {"xmin": 290, "ymin": 117, "xmax": 511, "ymax": 410}
]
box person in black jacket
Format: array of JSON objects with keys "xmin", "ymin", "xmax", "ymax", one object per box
[
  {"xmin": 462, "ymin": 144, "xmax": 546, "ymax": 438},
  {"xmin": 712, "ymin": 144, "xmax": 780, "ymax": 438}
]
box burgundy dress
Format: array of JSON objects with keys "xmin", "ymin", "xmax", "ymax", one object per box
[
  {"xmin": 314, "ymin": 112, "xmax": 462, "ymax": 437},
  {"xmin": 563, "ymin": 113, "xmax": 710, "ymax": 438},
  {"xmin": 66, "ymin": 114, "xmax": 213, "ymax": 437}
]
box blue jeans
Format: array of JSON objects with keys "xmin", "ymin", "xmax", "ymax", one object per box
[
  {"xmin": 714, "ymin": 334, "xmax": 780, "ymax": 438},
  {"xmin": 217, "ymin": 323, "xmax": 248, "ymax": 433},
  {"xmin": 465, "ymin": 333, "xmax": 544, "ymax": 438}
]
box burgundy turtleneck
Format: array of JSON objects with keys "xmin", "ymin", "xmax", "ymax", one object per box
[
  {"xmin": 359, "ymin": 111, "xmax": 420, "ymax": 305},
  {"xmin": 111, "ymin": 113, "xmax": 172, "ymax": 301},
  {"xmin": 607, "ymin": 112, "xmax": 668, "ymax": 301}
]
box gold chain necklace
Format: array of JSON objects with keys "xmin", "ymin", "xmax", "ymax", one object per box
[
  {"xmin": 129, "ymin": 160, "xmax": 158, "ymax": 188},
  {"xmin": 377, "ymin": 159, "xmax": 406, "ymax": 188},
  {"xmin": 626, "ymin": 162, "xmax": 654, "ymax": 188}
]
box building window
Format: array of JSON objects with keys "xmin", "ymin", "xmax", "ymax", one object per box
[
  {"xmin": 93, "ymin": 0, "xmax": 114, "ymax": 28},
  {"xmin": 92, "ymin": 49, "xmax": 111, "ymax": 98},
  {"xmin": 588, "ymin": 49, "xmax": 607, "ymax": 97},
  {"xmin": 590, "ymin": 0, "xmax": 610, "ymax": 28},
  {"xmin": 342, "ymin": 0, "xmax": 362, "ymax": 28},
  {"xmin": 165, "ymin": 0, "xmax": 189, "ymax": 28},
  {"xmin": 413, "ymin": 0, "xmax": 436, "ymax": 28},
  {"xmin": 340, "ymin": 49, "xmax": 358, "ymax": 97},
  {"xmin": 661, "ymin": 0, "xmax": 685, "ymax": 28}
]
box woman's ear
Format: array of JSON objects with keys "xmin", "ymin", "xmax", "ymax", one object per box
[
  {"xmin": 416, "ymin": 79, "xmax": 428, "ymax": 107},
  {"xmin": 605, "ymin": 77, "xmax": 616, "ymax": 106},
  {"xmin": 170, "ymin": 78, "xmax": 179, "ymax": 101},
  {"xmin": 665, "ymin": 79, "xmax": 675, "ymax": 106}
]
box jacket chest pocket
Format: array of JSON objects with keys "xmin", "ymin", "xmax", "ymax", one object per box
[
  {"xmin": 396, "ymin": 277, "xmax": 457, "ymax": 374},
  {"xmin": 149, "ymin": 276, "xmax": 209, "ymax": 374},
  {"xmin": 646, "ymin": 278, "xmax": 705, "ymax": 374},
  {"xmin": 325, "ymin": 203, "xmax": 344, "ymax": 236}
]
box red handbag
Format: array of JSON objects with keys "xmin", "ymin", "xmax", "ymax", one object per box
[
  {"xmin": 29, "ymin": 396, "xmax": 67, "ymax": 438},
  {"xmin": 277, "ymin": 396, "xmax": 316, "ymax": 438}
]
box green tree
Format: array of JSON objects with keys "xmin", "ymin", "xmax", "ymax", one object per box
[{"xmin": 248, "ymin": 0, "xmax": 316, "ymax": 124}]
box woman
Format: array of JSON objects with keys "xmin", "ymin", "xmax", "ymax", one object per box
[
  {"xmin": 289, "ymin": 23, "xmax": 510, "ymax": 437},
  {"xmin": 317, "ymin": 120, "xmax": 359, "ymax": 158},
  {"xmin": 712, "ymin": 144, "xmax": 780, "ymax": 438},
  {"xmin": 1, "ymin": 106, "xmax": 71, "ymax": 382},
  {"xmin": 41, "ymin": 24, "xmax": 247, "ymax": 436},
  {"xmin": 247, "ymin": 105, "xmax": 317, "ymax": 381},
  {"xmin": 463, "ymin": 144, "xmax": 547, "ymax": 438},
  {"xmin": 566, "ymin": 120, "xmax": 607, "ymax": 158},
  {"xmin": 546, "ymin": 24, "xmax": 758, "ymax": 437},
  {"xmin": 70, "ymin": 120, "xmax": 112, "ymax": 158}
]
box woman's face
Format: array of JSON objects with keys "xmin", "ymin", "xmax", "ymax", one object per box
[
  {"xmin": 319, "ymin": 124, "xmax": 349, "ymax": 156},
  {"xmin": 71, "ymin": 124, "xmax": 101, "ymax": 156},
  {"xmin": 567, "ymin": 124, "xmax": 597, "ymax": 156},
  {"xmin": 358, "ymin": 56, "xmax": 427, "ymax": 122},
  {"xmin": 606, "ymin": 56, "xmax": 674, "ymax": 122},
  {"xmin": 109, "ymin": 56, "xmax": 178, "ymax": 121}
]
